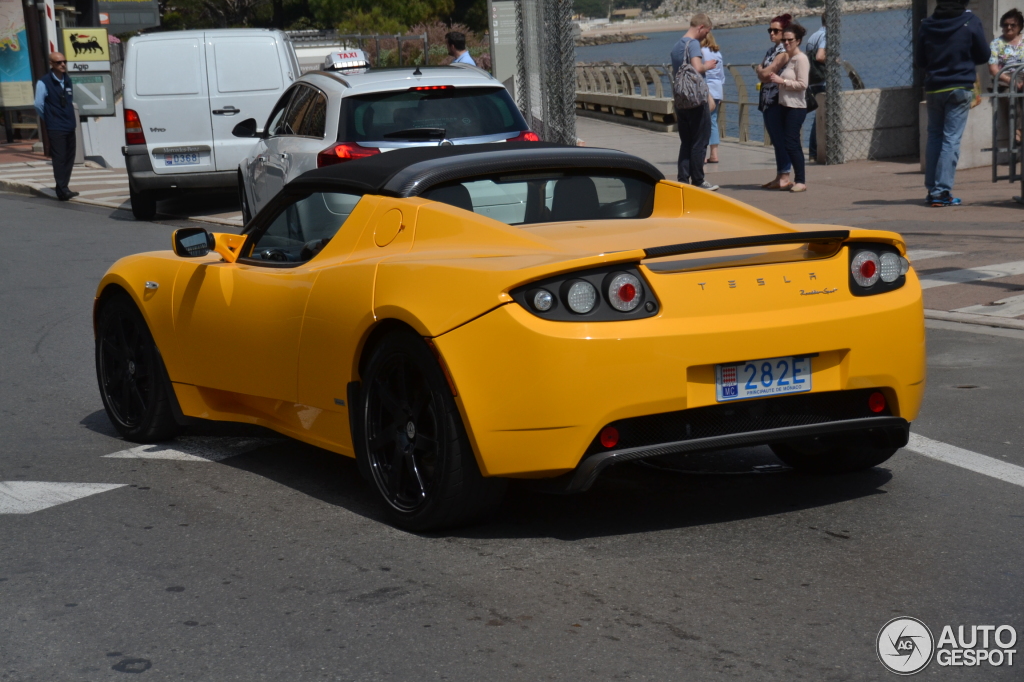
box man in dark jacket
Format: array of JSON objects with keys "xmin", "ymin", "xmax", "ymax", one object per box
[
  {"xmin": 33, "ymin": 52, "xmax": 79, "ymax": 201},
  {"xmin": 916, "ymin": 0, "xmax": 989, "ymax": 206}
]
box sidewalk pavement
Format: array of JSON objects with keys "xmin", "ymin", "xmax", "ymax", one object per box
[
  {"xmin": 579, "ymin": 117, "xmax": 1024, "ymax": 329},
  {"xmin": 0, "ymin": 142, "xmax": 243, "ymax": 227}
]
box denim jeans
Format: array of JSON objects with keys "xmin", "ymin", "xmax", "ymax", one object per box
[
  {"xmin": 925, "ymin": 88, "xmax": 973, "ymax": 198},
  {"xmin": 807, "ymin": 83, "xmax": 825, "ymax": 158},
  {"xmin": 780, "ymin": 106, "xmax": 808, "ymax": 183},
  {"xmin": 763, "ymin": 104, "xmax": 792, "ymax": 175},
  {"xmin": 675, "ymin": 103, "xmax": 710, "ymax": 184},
  {"xmin": 709, "ymin": 99, "xmax": 722, "ymax": 146}
]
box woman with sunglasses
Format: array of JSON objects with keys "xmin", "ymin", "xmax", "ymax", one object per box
[
  {"xmin": 768, "ymin": 24, "xmax": 810, "ymax": 192},
  {"xmin": 755, "ymin": 14, "xmax": 793, "ymax": 189},
  {"xmin": 989, "ymin": 9, "xmax": 1024, "ymax": 87}
]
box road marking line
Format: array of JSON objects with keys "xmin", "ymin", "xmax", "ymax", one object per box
[
  {"xmin": 907, "ymin": 250, "xmax": 960, "ymax": 261},
  {"xmin": 103, "ymin": 436, "xmax": 273, "ymax": 462},
  {"xmin": 919, "ymin": 260, "xmax": 1024, "ymax": 290},
  {"xmin": 0, "ymin": 481, "xmax": 125, "ymax": 514},
  {"xmin": 906, "ymin": 433, "xmax": 1024, "ymax": 488},
  {"xmin": 953, "ymin": 293, "xmax": 1024, "ymax": 318}
]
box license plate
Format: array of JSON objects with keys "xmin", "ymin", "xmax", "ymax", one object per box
[
  {"xmin": 715, "ymin": 355, "xmax": 813, "ymax": 402},
  {"xmin": 164, "ymin": 153, "xmax": 200, "ymax": 166}
]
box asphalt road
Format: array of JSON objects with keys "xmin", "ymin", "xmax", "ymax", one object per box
[{"xmin": 1, "ymin": 193, "xmax": 1022, "ymax": 681}]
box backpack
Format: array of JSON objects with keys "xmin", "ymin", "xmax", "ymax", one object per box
[
  {"xmin": 806, "ymin": 39, "xmax": 827, "ymax": 85},
  {"xmin": 672, "ymin": 37, "xmax": 709, "ymax": 110}
]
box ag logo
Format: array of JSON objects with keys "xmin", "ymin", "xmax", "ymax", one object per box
[{"xmin": 877, "ymin": 617, "xmax": 935, "ymax": 675}]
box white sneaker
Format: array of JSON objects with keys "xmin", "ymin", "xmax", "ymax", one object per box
[{"xmin": 697, "ymin": 180, "xmax": 719, "ymax": 191}]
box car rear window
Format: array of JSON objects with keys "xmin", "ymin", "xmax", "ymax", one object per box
[
  {"xmin": 421, "ymin": 172, "xmax": 656, "ymax": 225},
  {"xmin": 339, "ymin": 87, "xmax": 528, "ymax": 142}
]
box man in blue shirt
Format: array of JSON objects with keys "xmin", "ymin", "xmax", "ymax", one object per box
[
  {"xmin": 447, "ymin": 32, "xmax": 476, "ymax": 66},
  {"xmin": 916, "ymin": 0, "xmax": 989, "ymax": 206},
  {"xmin": 33, "ymin": 52, "xmax": 79, "ymax": 201},
  {"xmin": 670, "ymin": 13, "xmax": 718, "ymax": 191}
]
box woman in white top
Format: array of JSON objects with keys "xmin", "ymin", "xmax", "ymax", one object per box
[
  {"xmin": 702, "ymin": 32, "xmax": 725, "ymax": 163},
  {"xmin": 769, "ymin": 24, "xmax": 810, "ymax": 192}
]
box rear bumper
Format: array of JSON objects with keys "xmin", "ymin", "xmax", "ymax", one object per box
[
  {"xmin": 124, "ymin": 145, "xmax": 235, "ymax": 192},
  {"xmin": 432, "ymin": 264, "xmax": 925, "ymax": 478}
]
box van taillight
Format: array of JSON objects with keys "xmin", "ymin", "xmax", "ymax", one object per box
[
  {"xmin": 124, "ymin": 109, "xmax": 146, "ymax": 146},
  {"xmin": 316, "ymin": 142, "xmax": 380, "ymax": 167}
]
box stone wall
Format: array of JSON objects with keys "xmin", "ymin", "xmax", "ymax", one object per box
[{"xmin": 815, "ymin": 87, "xmax": 919, "ymax": 163}]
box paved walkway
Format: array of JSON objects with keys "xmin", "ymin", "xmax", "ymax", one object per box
[{"xmin": 0, "ymin": 142, "xmax": 243, "ymax": 227}]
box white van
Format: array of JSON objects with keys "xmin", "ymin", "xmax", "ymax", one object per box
[{"xmin": 122, "ymin": 29, "xmax": 300, "ymax": 220}]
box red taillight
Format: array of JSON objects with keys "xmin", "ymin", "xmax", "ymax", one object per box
[
  {"xmin": 600, "ymin": 426, "xmax": 619, "ymax": 449},
  {"xmin": 316, "ymin": 142, "xmax": 380, "ymax": 168},
  {"xmin": 868, "ymin": 391, "xmax": 886, "ymax": 413},
  {"xmin": 410, "ymin": 85, "xmax": 453, "ymax": 91},
  {"xmin": 860, "ymin": 260, "xmax": 877, "ymax": 279},
  {"xmin": 124, "ymin": 108, "xmax": 146, "ymax": 146},
  {"xmin": 617, "ymin": 282, "xmax": 636, "ymax": 303},
  {"xmin": 509, "ymin": 131, "xmax": 541, "ymax": 142}
]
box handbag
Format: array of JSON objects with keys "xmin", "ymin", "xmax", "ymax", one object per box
[{"xmin": 805, "ymin": 89, "xmax": 819, "ymax": 112}]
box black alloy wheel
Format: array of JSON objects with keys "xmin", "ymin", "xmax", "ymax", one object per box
[
  {"xmin": 359, "ymin": 330, "xmax": 505, "ymax": 530},
  {"xmin": 95, "ymin": 292, "xmax": 179, "ymax": 442}
]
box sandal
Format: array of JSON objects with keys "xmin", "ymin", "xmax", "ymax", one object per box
[
  {"xmin": 762, "ymin": 180, "xmax": 783, "ymax": 189},
  {"xmin": 789, "ymin": 184, "xmax": 807, "ymax": 193},
  {"xmin": 778, "ymin": 182, "xmax": 793, "ymax": 191}
]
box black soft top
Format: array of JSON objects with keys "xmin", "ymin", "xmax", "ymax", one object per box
[{"xmin": 288, "ymin": 142, "xmax": 665, "ymax": 197}]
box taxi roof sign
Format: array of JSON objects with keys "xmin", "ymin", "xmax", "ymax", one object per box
[{"xmin": 322, "ymin": 49, "xmax": 370, "ymax": 74}]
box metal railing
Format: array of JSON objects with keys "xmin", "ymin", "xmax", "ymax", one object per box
[
  {"xmin": 989, "ymin": 63, "xmax": 1024, "ymax": 200},
  {"xmin": 576, "ymin": 61, "xmax": 867, "ymax": 145}
]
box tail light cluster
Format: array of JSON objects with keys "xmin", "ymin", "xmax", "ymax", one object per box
[
  {"xmin": 316, "ymin": 142, "xmax": 380, "ymax": 167},
  {"xmin": 508, "ymin": 131, "xmax": 541, "ymax": 142},
  {"xmin": 124, "ymin": 109, "xmax": 146, "ymax": 146},
  {"xmin": 848, "ymin": 244, "xmax": 910, "ymax": 296},
  {"xmin": 510, "ymin": 264, "xmax": 659, "ymax": 322}
]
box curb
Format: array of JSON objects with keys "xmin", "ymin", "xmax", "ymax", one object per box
[{"xmin": 924, "ymin": 309, "xmax": 1024, "ymax": 331}]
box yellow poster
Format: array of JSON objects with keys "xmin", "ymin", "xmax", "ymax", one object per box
[{"xmin": 61, "ymin": 27, "xmax": 109, "ymax": 61}]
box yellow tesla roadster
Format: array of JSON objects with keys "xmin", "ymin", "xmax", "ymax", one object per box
[{"xmin": 94, "ymin": 143, "xmax": 925, "ymax": 530}]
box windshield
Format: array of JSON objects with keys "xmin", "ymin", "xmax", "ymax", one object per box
[
  {"xmin": 421, "ymin": 173, "xmax": 656, "ymax": 225},
  {"xmin": 339, "ymin": 87, "xmax": 528, "ymax": 142}
]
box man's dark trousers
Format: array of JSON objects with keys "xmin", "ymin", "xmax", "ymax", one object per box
[
  {"xmin": 48, "ymin": 130, "xmax": 75, "ymax": 199},
  {"xmin": 676, "ymin": 103, "xmax": 711, "ymax": 184}
]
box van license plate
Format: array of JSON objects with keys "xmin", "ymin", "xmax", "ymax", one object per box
[
  {"xmin": 164, "ymin": 153, "xmax": 199, "ymax": 166},
  {"xmin": 715, "ymin": 355, "xmax": 813, "ymax": 402}
]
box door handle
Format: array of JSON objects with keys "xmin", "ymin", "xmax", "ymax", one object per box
[{"xmin": 213, "ymin": 106, "xmax": 240, "ymax": 115}]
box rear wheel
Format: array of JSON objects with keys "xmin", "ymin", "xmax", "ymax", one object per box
[
  {"xmin": 129, "ymin": 184, "xmax": 157, "ymax": 221},
  {"xmin": 358, "ymin": 330, "xmax": 505, "ymax": 531},
  {"xmin": 771, "ymin": 436, "xmax": 897, "ymax": 474},
  {"xmin": 95, "ymin": 292, "xmax": 179, "ymax": 442}
]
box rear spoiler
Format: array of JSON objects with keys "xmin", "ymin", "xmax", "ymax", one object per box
[{"xmin": 643, "ymin": 230, "xmax": 850, "ymax": 260}]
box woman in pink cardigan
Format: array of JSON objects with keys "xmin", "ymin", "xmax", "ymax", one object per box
[{"xmin": 769, "ymin": 23, "xmax": 810, "ymax": 192}]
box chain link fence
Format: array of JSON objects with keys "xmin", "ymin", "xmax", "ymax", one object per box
[{"xmin": 515, "ymin": 0, "xmax": 577, "ymax": 145}]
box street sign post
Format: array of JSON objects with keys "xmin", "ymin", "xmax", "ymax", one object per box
[{"xmin": 69, "ymin": 73, "xmax": 115, "ymax": 117}]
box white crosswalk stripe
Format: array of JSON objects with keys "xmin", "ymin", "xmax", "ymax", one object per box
[
  {"xmin": 918, "ymin": 260, "xmax": 1024, "ymax": 290},
  {"xmin": 0, "ymin": 481, "xmax": 125, "ymax": 514},
  {"xmin": 103, "ymin": 436, "xmax": 275, "ymax": 462},
  {"xmin": 906, "ymin": 434, "xmax": 1024, "ymax": 488},
  {"xmin": 954, "ymin": 293, "xmax": 1024, "ymax": 318}
]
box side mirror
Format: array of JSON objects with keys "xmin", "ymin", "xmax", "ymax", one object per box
[
  {"xmin": 172, "ymin": 227, "xmax": 215, "ymax": 257},
  {"xmin": 231, "ymin": 118, "xmax": 259, "ymax": 138}
]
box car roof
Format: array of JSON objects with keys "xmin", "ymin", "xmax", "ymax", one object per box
[
  {"xmin": 287, "ymin": 143, "xmax": 665, "ymax": 198},
  {"xmin": 300, "ymin": 65, "xmax": 500, "ymax": 96},
  {"xmin": 130, "ymin": 28, "xmax": 286, "ymax": 42}
]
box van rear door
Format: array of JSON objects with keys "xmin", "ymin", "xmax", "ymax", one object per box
[
  {"xmin": 133, "ymin": 36, "xmax": 214, "ymax": 176},
  {"xmin": 206, "ymin": 34, "xmax": 288, "ymax": 172}
]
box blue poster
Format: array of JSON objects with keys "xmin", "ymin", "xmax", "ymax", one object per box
[{"xmin": 1, "ymin": 2, "xmax": 35, "ymax": 107}]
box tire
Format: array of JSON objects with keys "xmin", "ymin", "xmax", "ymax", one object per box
[
  {"xmin": 771, "ymin": 435, "xmax": 897, "ymax": 474},
  {"xmin": 129, "ymin": 184, "xmax": 157, "ymax": 221},
  {"xmin": 95, "ymin": 292, "xmax": 179, "ymax": 443},
  {"xmin": 238, "ymin": 174, "xmax": 253, "ymax": 226},
  {"xmin": 357, "ymin": 329, "xmax": 505, "ymax": 531}
]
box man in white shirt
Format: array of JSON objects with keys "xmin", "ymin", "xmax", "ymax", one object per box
[{"xmin": 447, "ymin": 32, "xmax": 476, "ymax": 66}]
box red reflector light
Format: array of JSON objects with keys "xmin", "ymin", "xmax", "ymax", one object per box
[
  {"xmin": 617, "ymin": 282, "xmax": 636, "ymax": 303},
  {"xmin": 124, "ymin": 108, "xmax": 146, "ymax": 146},
  {"xmin": 509, "ymin": 131, "xmax": 541, "ymax": 142},
  {"xmin": 316, "ymin": 142, "xmax": 380, "ymax": 167},
  {"xmin": 868, "ymin": 391, "xmax": 886, "ymax": 413},
  {"xmin": 860, "ymin": 259, "xmax": 877, "ymax": 279},
  {"xmin": 600, "ymin": 426, "xmax": 619, "ymax": 449},
  {"xmin": 410, "ymin": 85, "xmax": 454, "ymax": 91}
]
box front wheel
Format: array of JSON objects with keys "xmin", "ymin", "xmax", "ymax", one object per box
[
  {"xmin": 95, "ymin": 292, "xmax": 179, "ymax": 442},
  {"xmin": 771, "ymin": 437, "xmax": 897, "ymax": 474},
  {"xmin": 357, "ymin": 330, "xmax": 505, "ymax": 531}
]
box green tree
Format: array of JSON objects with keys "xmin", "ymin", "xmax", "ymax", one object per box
[{"xmin": 309, "ymin": 0, "xmax": 453, "ymax": 32}]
